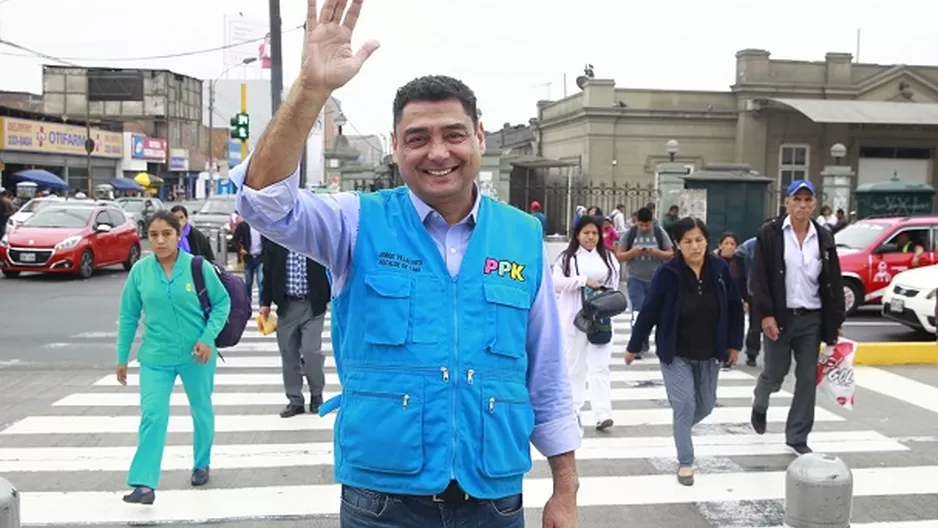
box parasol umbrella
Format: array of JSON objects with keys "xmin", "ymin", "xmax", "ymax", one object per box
[{"xmin": 133, "ymin": 172, "xmax": 164, "ymax": 187}]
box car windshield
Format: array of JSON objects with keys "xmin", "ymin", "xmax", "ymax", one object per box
[
  {"xmin": 20, "ymin": 199, "xmax": 62, "ymax": 213},
  {"xmin": 834, "ymin": 222, "xmax": 889, "ymax": 250},
  {"xmin": 198, "ymin": 198, "xmax": 235, "ymax": 215},
  {"xmin": 118, "ymin": 200, "xmax": 144, "ymax": 212},
  {"xmin": 22, "ymin": 207, "xmax": 93, "ymax": 228}
]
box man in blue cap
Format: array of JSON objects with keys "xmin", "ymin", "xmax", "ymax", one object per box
[
  {"xmin": 748, "ymin": 179, "xmax": 845, "ymax": 455},
  {"xmin": 228, "ymin": 1, "xmax": 580, "ymax": 526}
]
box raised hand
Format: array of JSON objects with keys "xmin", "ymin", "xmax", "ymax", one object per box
[{"xmin": 301, "ymin": 0, "xmax": 380, "ymax": 92}]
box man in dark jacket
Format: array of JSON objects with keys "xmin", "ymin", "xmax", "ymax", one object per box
[
  {"xmin": 749, "ymin": 180, "xmax": 845, "ymax": 455},
  {"xmin": 259, "ymin": 239, "xmax": 331, "ymax": 418},
  {"xmin": 171, "ymin": 205, "xmax": 216, "ymax": 261}
]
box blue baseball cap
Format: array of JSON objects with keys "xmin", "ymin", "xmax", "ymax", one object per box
[{"xmin": 786, "ymin": 180, "xmax": 816, "ymax": 196}]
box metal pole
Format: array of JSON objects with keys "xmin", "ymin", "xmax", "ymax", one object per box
[
  {"xmin": 0, "ymin": 476, "xmax": 20, "ymax": 528},
  {"xmin": 208, "ymin": 81, "xmax": 215, "ymax": 172},
  {"xmin": 268, "ymin": 0, "xmax": 283, "ymax": 116},
  {"xmin": 240, "ymin": 83, "xmax": 248, "ymax": 161},
  {"xmin": 85, "ymin": 89, "xmax": 93, "ymax": 196}
]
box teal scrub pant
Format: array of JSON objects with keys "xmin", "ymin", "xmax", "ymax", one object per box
[{"xmin": 127, "ymin": 357, "xmax": 216, "ymax": 490}]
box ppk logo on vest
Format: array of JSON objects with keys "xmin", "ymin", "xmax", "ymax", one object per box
[{"xmin": 484, "ymin": 258, "xmax": 525, "ymax": 282}]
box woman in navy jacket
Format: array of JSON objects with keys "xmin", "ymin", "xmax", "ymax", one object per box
[{"xmin": 625, "ymin": 217, "xmax": 745, "ymax": 486}]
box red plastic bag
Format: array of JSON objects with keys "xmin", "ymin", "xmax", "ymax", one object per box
[{"xmin": 817, "ymin": 339, "xmax": 856, "ymax": 409}]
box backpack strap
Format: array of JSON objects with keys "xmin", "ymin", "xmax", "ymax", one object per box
[
  {"xmin": 190, "ymin": 255, "xmax": 211, "ymax": 320},
  {"xmin": 625, "ymin": 225, "xmax": 638, "ymax": 249}
]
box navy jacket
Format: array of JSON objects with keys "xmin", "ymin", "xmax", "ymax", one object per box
[{"xmin": 626, "ymin": 254, "xmax": 745, "ymax": 364}]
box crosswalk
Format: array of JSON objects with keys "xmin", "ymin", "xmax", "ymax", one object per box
[{"xmin": 1, "ymin": 295, "xmax": 937, "ymax": 526}]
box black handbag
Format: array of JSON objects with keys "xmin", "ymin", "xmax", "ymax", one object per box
[{"xmin": 568, "ymin": 256, "xmax": 628, "ymax": 345}]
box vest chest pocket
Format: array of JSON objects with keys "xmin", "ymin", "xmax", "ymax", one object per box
[
  {"xmin": 479, "ymin": 379, "xmax": 534, "ymax": 478},
  {"xmin": 339, "ymin": 372, "xmax": 426, "ymax": 475},
  {"xmin": 483, "ymin": 282, "xmax": 532, "ymax": 358},
  {"xmin": 363, "ymin": 274, "xmax": 412, "ymax": 346}
]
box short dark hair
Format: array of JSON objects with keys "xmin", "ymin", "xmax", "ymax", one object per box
[
  {"xmin": 393, "ymin": 75, "xmax": 479, "ymax": 128},
  {"xmin": 636, "ymin": 207, "xmax": 653, "ymax": 223},
  {"xmin": 147, "ymin": 210, "xmax": 182, "ymax": 235},
  {"xmin": 671, "ymin": 217, "xmax": 710, "ymax": 244},
  {"xmin": 170, "ymin": 205, "xmax": 189, "ymax": 217},
  {"xmin": 719, "ymin": 231, "xmax": 739, "ymax": 245}
]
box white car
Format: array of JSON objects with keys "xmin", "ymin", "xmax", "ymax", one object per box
[{"xmin": 881, "ymin": 264, "xmax": 938, "ymax": 335}]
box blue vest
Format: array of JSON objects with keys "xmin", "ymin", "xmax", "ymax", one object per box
[{"xmin": 326, "ymin": 187, "xmax": 543, "ymax": 499}]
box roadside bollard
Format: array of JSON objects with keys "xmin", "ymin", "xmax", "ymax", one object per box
[
  {"xmin": 0, "ymin": 477, "xmax": 20, "ymax": 528},
  {"xmin": 784, "ymin": 453, "xmax": 853, "ymax": 528}
]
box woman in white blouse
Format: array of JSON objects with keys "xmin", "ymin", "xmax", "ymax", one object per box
[{"xmin": 553, "ymin": 215, "xmax": 621, "ymax": 431}]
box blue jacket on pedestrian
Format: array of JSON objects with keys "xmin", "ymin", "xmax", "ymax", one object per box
[
  {"xmin": 626, "ymin": 253, "xmax": 744, "ymax": 364},
  {"xmin": 739, "ymin": 237, "xmax": 757, "ymax": 268}
]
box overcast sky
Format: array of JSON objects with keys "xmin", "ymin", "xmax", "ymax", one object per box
[{"xmin": 1, "ymin": 0, "xmax": 936, "ymax": 139}]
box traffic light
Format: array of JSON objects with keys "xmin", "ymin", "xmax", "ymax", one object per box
[{"xmin": 229, "ymin": 113, "xmax": 250, "ymax": 140}]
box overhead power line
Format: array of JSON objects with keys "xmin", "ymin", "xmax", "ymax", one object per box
[{"xmin": 0, "ymin": 23, "xmax": 303, "ymax": 63}]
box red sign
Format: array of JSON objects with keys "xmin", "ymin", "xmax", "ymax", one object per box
[{"xmin": 142, "ymin": 137, "xmax": 167, "ymax": 162}]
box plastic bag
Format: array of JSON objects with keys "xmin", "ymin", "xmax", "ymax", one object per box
[
  {"xmin": 817, "ymin": 339, "xmax": 856, "ymax": 409},
  {"xmin": 256, "ymin": 311, "xmax": 278, "ymax": 336}
]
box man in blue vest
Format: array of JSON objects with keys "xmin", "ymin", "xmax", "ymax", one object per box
[{"xmin": 229, "ymin": 1, "xmax": 581, "ymax": 526}]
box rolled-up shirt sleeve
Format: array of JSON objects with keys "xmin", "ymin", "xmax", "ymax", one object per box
[
  {"xmin": 526, "ymin": 248, "xmax": 581, "ymax": 457},
  {"xmin": 229, "ymin": 155, "xmax": 359, "ymax": 292}
]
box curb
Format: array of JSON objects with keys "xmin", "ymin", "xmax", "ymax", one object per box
[{"xmin": 854, "ymin": 342, "xmax": 938, "ymax": 365}]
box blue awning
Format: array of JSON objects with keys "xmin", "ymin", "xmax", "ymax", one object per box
[
  {"xmin": 11, "ymin": 169, "xmax": 69, "ymax": 190},
  {"xmin": 107, "ymin": 178, "xmax": 144, "ymax": 192}
]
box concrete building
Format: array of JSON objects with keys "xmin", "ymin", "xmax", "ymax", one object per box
[
  {"xmin": 535, "ymin": 49, "xmax": 938, "ymax": 215},
  {"xmin": 40, "ymin": 65, "xmax": 204, "ymax": 193},
  {"xmin": 345, "ymin": 134, "xmax": 384, "ymax": 166}
]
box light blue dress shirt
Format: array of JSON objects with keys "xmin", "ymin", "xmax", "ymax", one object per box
[{"xmin": 230, "ymin": 158, "xmax": 580, "ymax": 458}]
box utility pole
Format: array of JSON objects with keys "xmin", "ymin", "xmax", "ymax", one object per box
[
  {"xmin": 240, "ymin": 83, "xmax": 248, "ymax": 161},
  {"xmin": 268, "ymin": 0, "xmax": 283, "ymax": 116},
  {"xmin": 84, "ymin": 78, "xmax": 93, "ymax": 196},
  {"xmin": 208, "ymin": 81, "xmax": 215, "ymax": 175}
]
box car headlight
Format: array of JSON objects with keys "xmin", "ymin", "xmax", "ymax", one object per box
[
  {"xmin": 927, "ymin": 289, "xmax": 936, "ymax": 300},
  {"xmin": 55, "ymin": 236, "xmax": 83, "ymax": 250}
]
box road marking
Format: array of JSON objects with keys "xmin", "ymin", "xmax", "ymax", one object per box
[
  {"xmin": 0, "ymin": 405, "xmax": 843, "ymax": 436},
  {"xmin": 54, "ymin": 384, "xmax": 786, "ymax": 408},
  {"xmin": 18, "ymin": 465, "xmax": 938, "ymax": 525},
  {"xmin": 0, "ymin": 430, "xmax": 903, "ymax": 473},
  {"xmin": 93, "ymin": 369, "xmax": 755, "ymax": 387},
  {"xmin": 855, "ymin": 367, "xmax": 938, "ymax": 415}
]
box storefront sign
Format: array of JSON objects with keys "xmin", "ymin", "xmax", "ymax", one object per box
[
  {"xmin": 131, "ymin": 135, "xmax": 167, "ymax": 162},
  {"xmin": 169, "ymin": 148, "xmax": 189, "ymax": 172},
  {"xmin": 0, "ymin": 117, "xmax": 123, "ymax": 159}
]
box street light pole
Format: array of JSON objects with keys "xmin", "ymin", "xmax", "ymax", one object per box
[{"xmin": 85, "ymin": 83, "xmax": 93, "ymax": 196}]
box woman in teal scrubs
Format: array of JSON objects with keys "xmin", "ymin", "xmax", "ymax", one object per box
[{"xmin": 115, "ymin": 210, "xmax": 231, "ymax": 505}]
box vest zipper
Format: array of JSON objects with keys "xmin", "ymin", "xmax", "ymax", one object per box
[{"xmin": 450, "ymin": 276, "xmax": 459, "ymax": 480}]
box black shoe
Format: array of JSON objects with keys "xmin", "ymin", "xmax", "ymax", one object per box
[
  {"xmin": 191, "ymin": 467, "xmax": 210, "ymax": 486},
  {"xmin": 122, "ymin": 486, "xmax": 155, "ymax": 505},
  {"xmin": 596, "ymin": 418, "xmax": 614, "ymax": 431},
  {"xmin": 787, "ymin": 443, "xmax": 813, "ymax": 455},
  {"xmin": 746, "ymin": 357, "xmax": 757, "ymax": 367},
  {"xmin": 310, "ymin": 394, "xmax": 324, "ymax": 414},
  {"xmin": 280, "ymin": 404, "xmax": 305, "ymax": 418},
  {"xmin": 751, "ymin": 409, "xmax": 767, "ymax": 435}
]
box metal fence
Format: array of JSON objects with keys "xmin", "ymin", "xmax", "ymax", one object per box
[{"xmin": 509, "ymin": 181, "xmax": 658, "ymax": 236}]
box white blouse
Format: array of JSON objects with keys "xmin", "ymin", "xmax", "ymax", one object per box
[{"xmin": 552, "ymin": 246, "xmax": 620, "ymax": 337}]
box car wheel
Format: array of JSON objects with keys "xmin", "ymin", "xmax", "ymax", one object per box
[
  {"xmin": 844, "ymin": 279, "xmax": 864, "ymax": 317},
  {"xmin": 123, "ymin": 244, "xmax": 140, "ymax": 271},
  {"xmin": 1, "ymin": 270, "xmax": 21, "ymax": 278},
  {"xmin": 77, "ymin": 250, "xmax": 94, "ymax": 279}
]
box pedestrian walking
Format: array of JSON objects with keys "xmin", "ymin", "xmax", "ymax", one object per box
[
  {"xmin": 553, "ymin": 215, "xmax": 620, "ymax": 432},
  {"xmin": 233, "ymin": 219, "xmax": 264, "ymax": 302},
  {"xmin": 228, "ymin": 1, "xmax": 580, "ymax": 525},
  {"xmin": 625, "ymin": 217, "xmax": 745, "ymax": 486},
  {"xmin": 170, "ymin": 205, "xmax": 216, "ymax": 260},
  {"xmin": 738, "ymin": 235, "xmax": 761, "ymax": 366},
  {"xmin": 115, "ymin": 210, "xmax": 232, "ymax": 505},
  {"xmin": 715, "ymin": 232, "xmax": 749, "ymax": 369},
  {"xmin": 749, "ymin": 180, "xmax": 846, "ymax": 455},
  {"xmin": 259, "ymin": 239, "xmax": 332, "ymax": 418},
  {"xmin": 618, "ymin": 206, "xmax": 673, "ymax": 358}
]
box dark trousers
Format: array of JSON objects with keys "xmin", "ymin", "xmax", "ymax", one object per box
[
  {"xmin": 339, "ymin": 485, "xmax": 524, "ymax": 527},
  {"xmin": 752, "ymin": 311, "xmax": 822, "ymax": 445},
  {"xmin": 745, "ymin": 308, "xmax": 762, "ymax": 359}
]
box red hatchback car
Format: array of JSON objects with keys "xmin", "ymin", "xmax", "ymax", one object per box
[{"xmin": 0, "ymin": 202, "xmax": 141, "ymax": 279}]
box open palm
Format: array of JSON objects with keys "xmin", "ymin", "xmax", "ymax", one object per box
[{"xmin": 302, "ymin": 0, "xmax": 380, "ymax": 91}]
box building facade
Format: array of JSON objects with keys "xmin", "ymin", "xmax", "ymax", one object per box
[
  {"xmin": 41, "ymin": 65, "xmax": 204, "ymax": 195},
  {"xmin": 536, "ymin": 49, "xmax": 938, "ymax": 214}
]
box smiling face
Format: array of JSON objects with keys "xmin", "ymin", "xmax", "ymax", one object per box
[{"xmin": 392, "ymin": 98, "xmax": 484, "ymax": 207}]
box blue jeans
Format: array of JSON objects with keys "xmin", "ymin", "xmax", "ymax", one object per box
[
  {"xmin": 659, "ymin": 357, "xmax": 720, "ymax": 466},
  {"xmin": 243, "ymin": 254, "xmax": 263, "ymax": 302},
  {"xmin": 626, "ymin": 277, "xmax": 652, "ymax": 352},
  {"xmin": 339, "ymin": 486, "xmax": 525, "ymax": 528}
]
